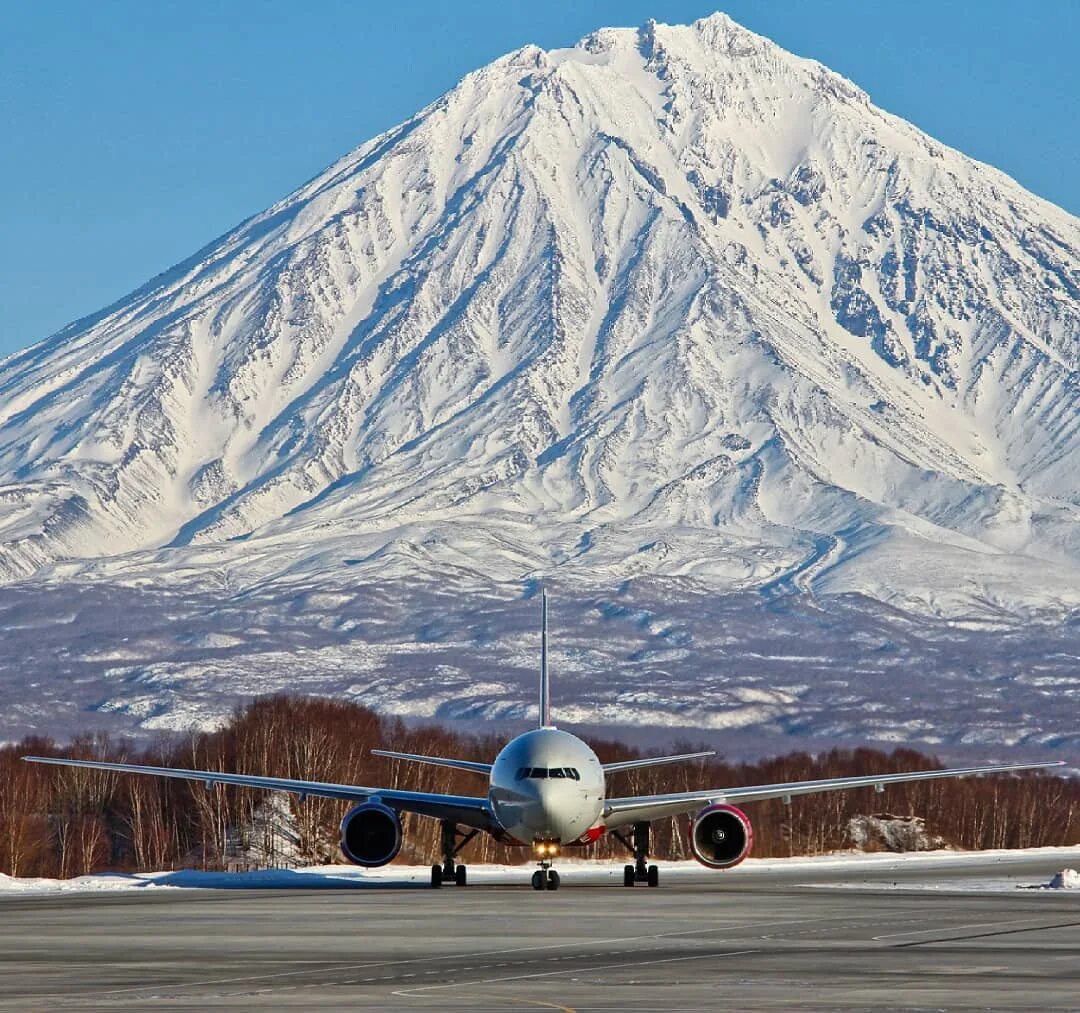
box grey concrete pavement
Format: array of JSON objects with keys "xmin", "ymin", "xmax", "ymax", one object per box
[{"xmin": 0, "ymin": 857, "xmax": 1077, "ymax": 1011}]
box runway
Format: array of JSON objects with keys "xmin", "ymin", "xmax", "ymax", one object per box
[{"xmin": 1, "ymin": 854, "xmax": 1077, "ymax": 1011}]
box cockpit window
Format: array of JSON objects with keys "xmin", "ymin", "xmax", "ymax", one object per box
[{"xmin": 514, "ymin": 767, "xmax": 581, "ymax": 780}]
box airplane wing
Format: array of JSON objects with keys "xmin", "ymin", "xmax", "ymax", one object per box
[
  {"xmin": 370, "ymin": 749, "xmax": 492, "ymax": 775},
  {"xmin": 22, "ymin": 756, "xmax": 497, "ymax": 832},
  {"xmin": 602, "ymin": 751, "xmax": 715, "ymax": 774},
  {"xmin": 603, "ymin": 760, "xmax": 1065, "ymax": 828}
]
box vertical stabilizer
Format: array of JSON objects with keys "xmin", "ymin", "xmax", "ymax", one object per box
[{"xmin": 539, "ymin": 590, "xmax": 551, "ymax": 727}]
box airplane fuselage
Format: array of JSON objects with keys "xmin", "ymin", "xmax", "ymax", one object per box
[{"xmin": 488, "ymin": 727, "xmax": 605, "ymax": 845}]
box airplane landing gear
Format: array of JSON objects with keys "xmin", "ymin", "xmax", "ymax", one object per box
[
  {"xmin": 531, "ymin": 841, "xmax": 561, "ymax": 890},
  {"xmin": 531, "ymin": 868, "xmax": 560, "ymax": 890},
  {"xmin": 614, "ymin": 821, "xmax": 659, "ymax": 887},
  {"xmin": 432, "ymin": 821, "xmax": 477, "ymax": 888}
]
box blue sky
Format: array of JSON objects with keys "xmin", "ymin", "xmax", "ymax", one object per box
[{"xmin": 2, "ymin": 1, "xmax": 1077, "ymax": 360}]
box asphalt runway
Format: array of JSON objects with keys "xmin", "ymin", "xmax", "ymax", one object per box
[{"xmin": 1, "ymin": 854, "xmax": 1078, "ymax": 1011}]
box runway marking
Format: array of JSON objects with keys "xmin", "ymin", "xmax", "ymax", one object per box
[
  {"xmin": 445, "ymin": 995, "xmax": 577, "ymax": 1012},
  {"xmin": 893, "ymin": 920, "xmax": 1080, "ymax": 948},
  {"xmin": 760, "ymin": 915, "xmax": 925, "ymax": 941},
  {"xmin": 391, "ymin": 948, "xmax": 759, "ymax": 999},
  {"xmin": 873, "ymin": 917, "xmax": 1063, "ymax": 942}
]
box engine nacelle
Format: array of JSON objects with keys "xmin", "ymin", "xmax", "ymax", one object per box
[
  {"xmin": 339, "ymin": 802, "xmax": 403, "ymax": 867},
  {"xmin": 690, "ymin": 804, "xmax": 753, "ymax": 869}
]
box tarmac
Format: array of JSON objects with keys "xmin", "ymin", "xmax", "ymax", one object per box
[{"xmin": 0, "ymin": 852, "xmax": 1077, "ymax": 1011}]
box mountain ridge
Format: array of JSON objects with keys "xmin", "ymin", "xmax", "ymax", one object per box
[{"xmin": 2, "ymin": 11, "xmax": 1079, "ymax": 620}]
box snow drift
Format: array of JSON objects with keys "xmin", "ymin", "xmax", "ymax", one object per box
[{"xmin": 1048, "ymin": 868, "xmax": 1080, "ymax": 889}]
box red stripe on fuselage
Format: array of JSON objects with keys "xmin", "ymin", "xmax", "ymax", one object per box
[{"xmin": 566, "ymin": 824, "xmax": 606, "ymax": 846}]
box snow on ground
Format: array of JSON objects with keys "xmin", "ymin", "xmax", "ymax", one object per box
[
  {"xmin": 2, "ymin": 577, "xmax": 1079, "ymax": 762},
  {"xmin": 815, "ymin": 873, "xmax": 1080, "ymax": 893},
  {"xmin": 2, "ymin": 847, "xmax": 1077, "ymax": 897},
  {"xmin": 1048, "ymin": 868, "xmax": 1080, "ymax": 890}
]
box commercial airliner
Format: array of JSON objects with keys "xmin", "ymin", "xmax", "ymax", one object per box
[{"xmin": 24, "ymin": 594, "xmax": 1063, "ymax": 890}]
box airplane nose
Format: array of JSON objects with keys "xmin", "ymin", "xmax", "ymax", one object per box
[
  {"xmin": 522, "ymin": 778, "xmax": 554, "ymax": 808},
  {"xmin": 530, "ymin": 779, "xmax": 584, "ymax": 837},
  {"xmin": 493, "ymin": 769, "xmax": 593, "ymax": 846},
  {"xmin": 514, "ymin": 777, "xmax": 553, "ymax": 810}
]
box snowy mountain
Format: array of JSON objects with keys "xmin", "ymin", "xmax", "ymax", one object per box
[{"xmin": 1, "ymin": 13, "xmax": 1079, "ymax": 746}]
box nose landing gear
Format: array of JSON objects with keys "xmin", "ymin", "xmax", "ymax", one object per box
[
  {"xmin": 531, "ymin": 841, "xmax": 561, "ymax": 890},
  {"xmin": 430, "ymin": 821, "xmax": 478, "ymax": 888},
  {"xmin": 613, "ymin": 821, "xmax": 659, "ymax": 887},
  {"xmin": 531, "ymin": 868, "xmax": 560, "ymax": 890}
]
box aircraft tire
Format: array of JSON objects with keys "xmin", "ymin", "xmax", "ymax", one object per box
[
  {"xmin": 455, "ymin": 864, "xmax": 467, "ymax": 887},
  {"xmin": 547, "ymin": 870, "xmax": 560, "ymax": 891},
  {"xmin": 647, "ymin": 864, "xmax": 659, "ymax": 888},
  {"xmin": 623, "ymin": 865, "xmax": 635, "ymax": 887},
  {"xmin": 431, "ymin": 864, "xmax": 443, "ymax": 888},
  {"xmin": 531, "ymin": 870, "xmax": 546, "ymax": 890}
]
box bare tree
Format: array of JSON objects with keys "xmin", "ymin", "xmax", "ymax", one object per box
[{"xmin": 1, "ymin": 697, "xmax": 1076, "ymax": 878}]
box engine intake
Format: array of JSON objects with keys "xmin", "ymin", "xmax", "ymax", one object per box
[
  {"xmin": 340, "ymin": 802, "xmax": 402, "ymax": 867},
  {"xmin": 690, "ymin": 804, "xmax": 753, "ymax": 869}
]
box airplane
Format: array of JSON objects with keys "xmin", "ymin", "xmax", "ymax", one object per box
[{"xmin": 24, "ymin": 592, "xmax": 1064, "ymax": 891}]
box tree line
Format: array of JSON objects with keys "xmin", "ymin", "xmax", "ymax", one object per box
[{"xmin": 0, "ymin": 694, "xmax": 1075, "ymax": 878}]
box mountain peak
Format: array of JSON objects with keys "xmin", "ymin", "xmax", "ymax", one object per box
[
  {"xmin": 0, "ymin": 11, "xmax": 1078, "ymax": 623},
  {"xmin": 689, "ymin": 8, "xmax": 764, "ymax": 44}
]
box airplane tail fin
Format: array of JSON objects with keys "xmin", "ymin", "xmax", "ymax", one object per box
[{"xmin": 539, "ymin": 589, "xmax": 551, "ymax": 728}]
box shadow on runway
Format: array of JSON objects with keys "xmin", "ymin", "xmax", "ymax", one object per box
[{"xmin": 83, "ymin": 869, "xmax": 432, "ymax": 891}]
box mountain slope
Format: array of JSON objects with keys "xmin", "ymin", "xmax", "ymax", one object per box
[{"xmin": 2, "ymin": 12, "xmax": 1080, "ymax": 618}]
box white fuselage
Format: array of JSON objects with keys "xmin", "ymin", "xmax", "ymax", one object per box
[{"xmin": 488, "ymin": 728, "xmax": 605, "ymax": 844}]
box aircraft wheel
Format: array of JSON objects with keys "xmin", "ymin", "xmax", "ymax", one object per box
[
  {"xmin": 623, "ymin": 865, "xmax": 635, "ymax": 887},
  {"xmin": 547, "ymin": 870, "xmax": 560, "ymax": 891},
  {"xmin": 647, "ymin": 864, "xmax": 659, "ymax": 888},
  {"xmin": 431, "ymin": 864, "xmax": 443, "ymax": 888},
  {"xmin": 531, "ymin": 870, "xmax": 546, "ymax": 891},
  {"xmin": 455, "ymin": 864, "xmax": 467, "ymax": 887}
]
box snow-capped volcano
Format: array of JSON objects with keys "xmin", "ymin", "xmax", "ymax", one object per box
[{"xmin": 1, "ymin": 13, "xmax": 1080, "ymax": 746}]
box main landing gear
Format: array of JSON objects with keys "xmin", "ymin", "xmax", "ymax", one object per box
[
  {"xmin": 430, "ymin": 821, "xmax": 478, "ymax": 888},
  {"xmin": 613, "ymin": 821, "xmax": 659, "ymax": 887},
  {"xmin": 531, "ymin": 840, "xmax": 561, "ymax": 890}
]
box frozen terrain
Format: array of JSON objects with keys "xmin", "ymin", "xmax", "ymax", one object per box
[
  {"xmin": 1, "ymin": 576, "xmax": 1079, "ymax": 756},
  {"xmin": 1, "ymin": 847, "xmax": 1077, "ymax": 896},
  {"xmin": 0, "ymin": 13, "xmax": 1079, "ymax": 748}
]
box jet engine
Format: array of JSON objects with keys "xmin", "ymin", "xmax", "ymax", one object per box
[
  {"xmin": 339, "ymin": 802, "xmax": 403, "ymax": 867},
  {"xmin": 690, "ymin": 804, "xmax": 753, "ymax": 869}
]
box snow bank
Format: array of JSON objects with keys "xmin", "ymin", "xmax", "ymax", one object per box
[
  {"xmin": 2, "ymin": 846, "xmax": 1078, "ymax": 897},
  {"xmin": 1047, "ymin": 868, "xmax": 1080, "ymax": 889}
]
